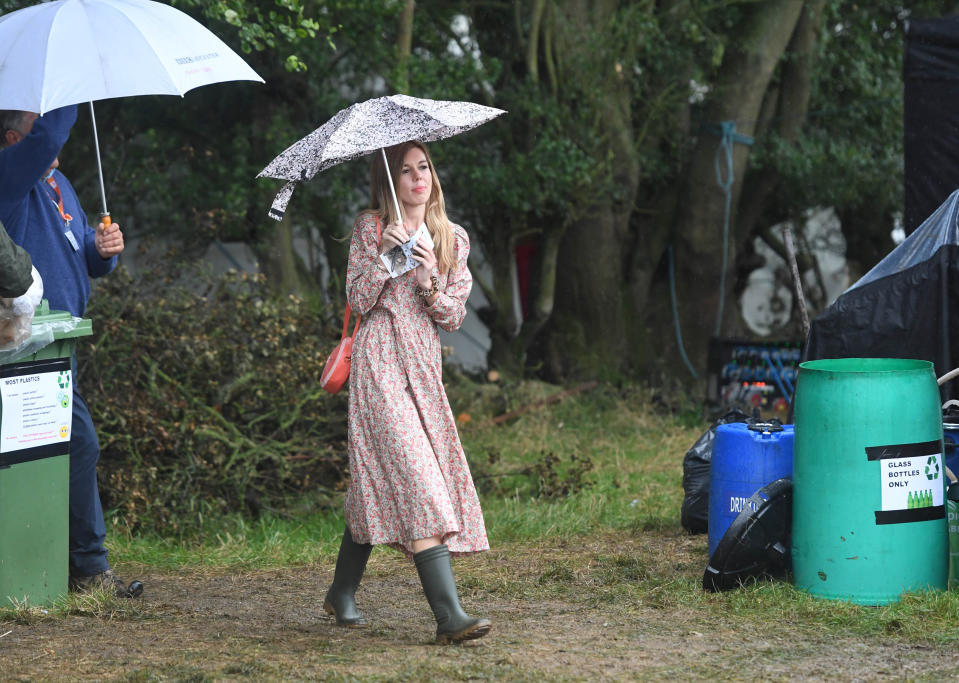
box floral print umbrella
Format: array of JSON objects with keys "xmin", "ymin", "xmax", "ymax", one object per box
[{"xmin": 257, "ymin": 94, "xmax": 506, "ymax": 220}]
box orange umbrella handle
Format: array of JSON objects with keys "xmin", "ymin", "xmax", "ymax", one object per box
[{"xmin": 100, "ymin": 213, "xmax": 111, "ymax": 228}]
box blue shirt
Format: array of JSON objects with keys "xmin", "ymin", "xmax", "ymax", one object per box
[{"xmin": 0, "ymin": 105, "xmax": 116, "ymax": 317}]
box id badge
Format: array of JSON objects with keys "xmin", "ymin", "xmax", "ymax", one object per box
[{"xmin": 64, "ymin": 230, "xmax": 80, "ymax": 252}]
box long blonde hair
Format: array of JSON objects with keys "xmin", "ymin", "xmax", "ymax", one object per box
[{"xmin": 367, "ymin": 141, "xmax": 456, "ymax": 274}]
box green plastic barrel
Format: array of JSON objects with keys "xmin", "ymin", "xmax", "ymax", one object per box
[{"xmin": 793, "ymin": 358, "xmax": 947, "ymax": 605}]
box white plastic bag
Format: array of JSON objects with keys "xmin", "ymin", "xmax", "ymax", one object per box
[{"xmin": 0, "ymin": 266, "xmax": 43, "ymax": 350}]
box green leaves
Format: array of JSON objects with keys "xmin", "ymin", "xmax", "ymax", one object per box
[
  {"xmin": 174, "ymin": 0, "xmax": 330, "ymax": 70},
  {"xmin": 83, "ymin": 263, "xmax": 350, "ymax": 532}
]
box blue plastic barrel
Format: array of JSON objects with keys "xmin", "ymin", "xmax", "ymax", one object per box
[{"xmin": 708, "ymin": 422, "xmax": 795, "ymax": 559}]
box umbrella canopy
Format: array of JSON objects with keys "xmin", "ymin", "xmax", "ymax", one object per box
[
  {"xmin": 0, "ymin": 0, "xmax": 263, "ymax": 115},
  {"xmin": 258, "ymin": 94, "xmax": 506, "ymax": 220},
  {"xmin": 0, "ymin": 0, "xmax": 263, "ymax": 220}
]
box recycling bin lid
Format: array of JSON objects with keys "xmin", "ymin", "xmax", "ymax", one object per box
[{"xmin": 32, "ymin": 299, "xmax": 92, "ymax": 340}]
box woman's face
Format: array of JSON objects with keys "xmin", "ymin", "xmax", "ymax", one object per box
[{"xmin": 397, "ymin": 146, "xmax": 432, "ymax": 209}]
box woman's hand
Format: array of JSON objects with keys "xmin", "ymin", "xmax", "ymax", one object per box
[
  {"xmin": 379, "ymin": 220, "xmax": 410, "ymax": 254},
  {"xmin": 413, "ymin": 243, "xmax": 438, "ymax": 289}
]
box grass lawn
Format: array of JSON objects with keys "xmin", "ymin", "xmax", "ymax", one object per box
[{"xmin": 4, "ymin": 380, "xmax": 959, "ymax": 680}]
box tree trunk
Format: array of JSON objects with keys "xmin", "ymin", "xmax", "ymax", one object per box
[
  {"xmin": 665, "ymin": 0, "xmax": 805, "ymax": 375},
  {"xmin": 531, "ymin": 0, "xmax": 639, "ymax": 379},
  {"xmin": 260, "ymin": 219, "xmax": 311, "ymax": 295},
  {"xmin": 736, "ymin": 0, "xmax": 828, "ymax": 282},
  {"xmin": 481, "ymin": 221, "xmax": 524, "ymax": 376}
]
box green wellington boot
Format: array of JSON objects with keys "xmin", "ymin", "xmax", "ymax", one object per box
[
  {"xmin": 323, "ymin": 527, "xmax": 373, "ymax": 627},
  {"xmin": 414, "ymin": 544, "xmax": 491, "ymax": 645}
]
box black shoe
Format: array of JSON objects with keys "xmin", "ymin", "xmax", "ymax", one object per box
[
  {"xmin": 69, "ymin": 569, "xmax": 144, "ymax": 598},
  {"xmin": 414, "ymin": 544, "xmax": 491, "ymax": 645}
]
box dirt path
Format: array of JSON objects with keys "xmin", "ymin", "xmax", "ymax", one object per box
[{"xmin": 3, "ymin": 535, "xmax": 955, "ymax": 681}]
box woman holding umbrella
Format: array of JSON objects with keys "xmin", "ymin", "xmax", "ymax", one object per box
[{"xmin": 323, "ymin": 140, "xmax": 491, "ymax": 644}]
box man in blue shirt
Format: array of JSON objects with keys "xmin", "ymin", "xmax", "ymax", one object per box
[{"xmin": 0, "ymin": 105, "xmax": 142, "ymax": 597}]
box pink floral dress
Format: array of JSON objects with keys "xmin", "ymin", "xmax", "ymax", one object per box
[{"xmin": 342, "ymin": 212, "xmax": 489, "ymax": 558}]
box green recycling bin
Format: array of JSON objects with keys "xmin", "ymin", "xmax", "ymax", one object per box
[
  {"xmin": 0, "ymin": 300, "xmax": 91, "ymax": 607},
  {"xmin": 793, "ymin": 358, "xmax": 947, "ymax": 605}
]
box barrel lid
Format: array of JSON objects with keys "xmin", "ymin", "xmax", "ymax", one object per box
[
  {"xmin": 703, "ymin": 477, "xmax": 792, "ymax": 593},
  {"xmin": 747, "ymin": 417, "xmax": 784, "ymax": 434},
  {"xmin": 716, "ymin": 421, "xmax": 794, "ymax": 437}
]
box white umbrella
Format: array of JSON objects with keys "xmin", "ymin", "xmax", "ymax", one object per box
[
  {"xmin": 257, "ymin": 94, "xmax": 506, "ymax": 221},
  {"xmin": 0, "ymin": 0, "xmax": 264, "ymax": 221}
]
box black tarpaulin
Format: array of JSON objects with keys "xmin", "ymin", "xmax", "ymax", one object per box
[
  {"xmin": 804, "ymin": 189, "xmax": 959, "ymax": 397},
  {"xmin": 905, "ymin": 16, "xmax": 959, "ymax": 235}
]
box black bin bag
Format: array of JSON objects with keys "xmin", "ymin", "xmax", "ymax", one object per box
[{"xmin": 681, "ymin": 409, "xmax": 749, "ymax": 534}]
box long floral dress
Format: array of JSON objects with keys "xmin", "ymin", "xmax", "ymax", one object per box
[{"xmin": 343, "ymin": 212, "xmax": 489, "ymax": 557}]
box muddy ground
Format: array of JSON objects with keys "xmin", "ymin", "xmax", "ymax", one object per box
[{"xmin": 2, "ymin": 533, "xmax": 955, "ymax": 681}]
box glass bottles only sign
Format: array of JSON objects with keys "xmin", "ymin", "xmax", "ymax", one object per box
[{"xmin": 867, "ymin": 440, "xmax": 945, "ymax": 524}]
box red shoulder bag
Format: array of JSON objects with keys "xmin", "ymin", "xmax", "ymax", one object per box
[{"xmin": 320, "ymin": 218, "xmax": 381, "ymax": 394}]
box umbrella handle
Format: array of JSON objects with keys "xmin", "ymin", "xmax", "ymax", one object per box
[{"xmin": 381, "ymin": 148, "xmax": 402, "ymax": 221}]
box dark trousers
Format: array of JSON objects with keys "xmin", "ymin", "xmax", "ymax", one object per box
[{"xmin": 68, "ymin": 359, "xmax": 109, "ymax": 577}]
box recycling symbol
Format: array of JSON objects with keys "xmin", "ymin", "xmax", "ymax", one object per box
[{"xmin": 926, "ymin": 455, "xmax": 940, "ymax": 481}]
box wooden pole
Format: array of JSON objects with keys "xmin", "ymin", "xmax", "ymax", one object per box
[{"xmin": 782, "ymin": 223, "xmax": 809, "ymax": 339}]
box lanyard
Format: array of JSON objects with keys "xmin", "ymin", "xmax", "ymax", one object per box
[{"xmin": 44, "ymin": 174, "xmax": 73, "ymax": 224}]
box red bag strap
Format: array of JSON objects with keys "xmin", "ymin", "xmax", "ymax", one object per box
[{"xmin": 340, "ymin": 216, "xmax": 382, "ymax": 340}]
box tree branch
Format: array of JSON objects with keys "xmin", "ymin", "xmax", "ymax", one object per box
[
  {"xmin": 517, "ymin": 228, "xmax": 562, "ymax": 347},
  {"xmin": 393, "ymin": 0, "xmax": 415, "ymax": 93},
  {"xmin": 527, "ymin": 0, "xmax": 546, "ymax": 83}
]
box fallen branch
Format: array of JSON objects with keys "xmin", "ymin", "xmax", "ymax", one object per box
[
  {"xmin": 782, "ymin": 223, "xmax": 810, "ymax": 339},
  {"xmin": 491, "ymin": 381, "xmax": 599, "ymax": 425}
]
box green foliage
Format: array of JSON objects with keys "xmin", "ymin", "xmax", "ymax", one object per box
[
  {"xmin": 80, "ymin": 261, "xmax": 350, "ymax": 533},
  {"xmin": 748, "ymin": 0, "xmax": 912, "ymax": 221},
  {"xmin": 8, "ymin": 0, "xmax": 959, "ymax": 376},
  {"xmin": 444, "ymin": 87, "xmax": 607, "ymax": 229},
  {"xmin": 174, "ymin": 0, "xmax": 329, "ymax": 70}
]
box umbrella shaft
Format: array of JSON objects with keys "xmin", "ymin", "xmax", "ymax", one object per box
[
  {"xmin": 89, "ymin": 102, "xmax": 109, "ymax": 217},
  {"xmin": 381, "ymin": 148, "xmax": 402, "ymax": 220}
]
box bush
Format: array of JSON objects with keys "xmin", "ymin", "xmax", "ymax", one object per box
[{"xmin": 80, "ymin": 262, "xmax": 350, "ymax": 534}]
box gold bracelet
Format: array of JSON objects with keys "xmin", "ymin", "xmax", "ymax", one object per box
[{"xmin": 416, "ymin": 275, "xmax": 440, "ymax": 300}]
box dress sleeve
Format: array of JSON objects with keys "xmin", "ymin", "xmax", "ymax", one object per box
[
  {"xmin": 424, "ymin": 224, "xmax": 472, "ymax": 332},
  {"xmin": 346, "ymin": 213, "xmax": 390, "ymax": 315}
]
